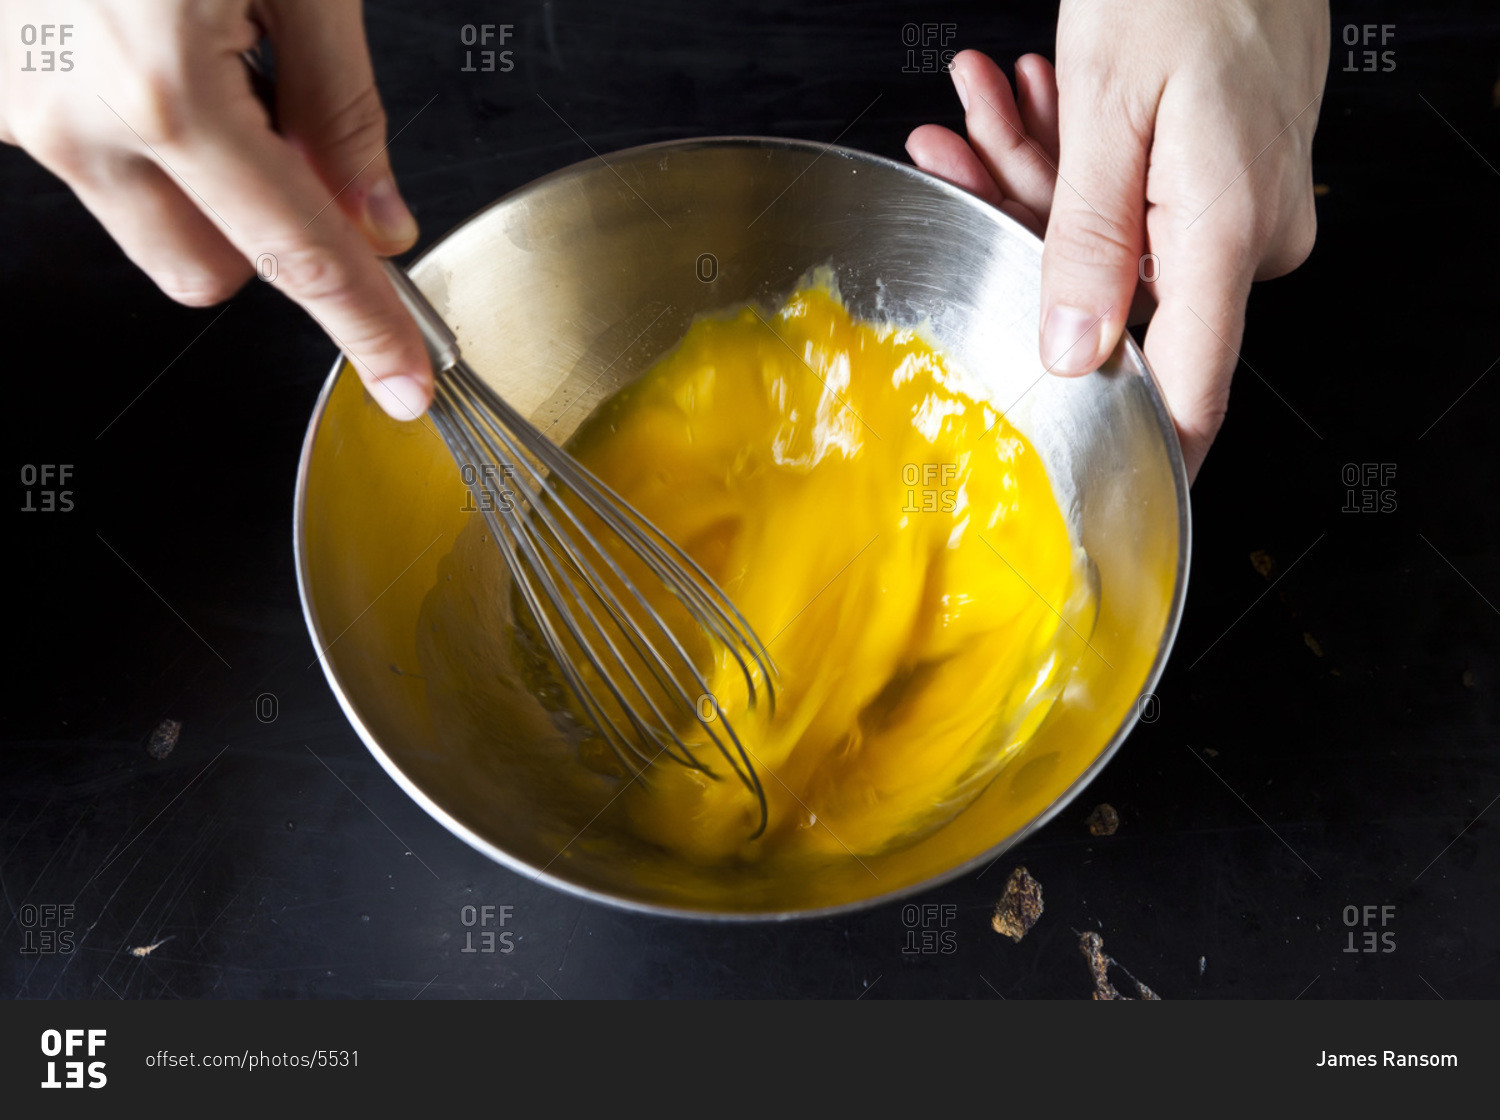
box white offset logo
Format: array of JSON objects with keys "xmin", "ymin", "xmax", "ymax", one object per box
[{"xmin": 40, "ymin": 1029, "xmax": 106, "ymax": 1089}]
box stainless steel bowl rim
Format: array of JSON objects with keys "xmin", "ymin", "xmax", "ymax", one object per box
[{"xmin": 292, "ymin": 135, "xmax": 1192, "ymax": 922}]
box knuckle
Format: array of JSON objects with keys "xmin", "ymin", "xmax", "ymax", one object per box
[
  {"xmin": 1047, "ymin": 217, "xmax": 1139, "ymax": 271},
  {"xmin": 340, "ymin": 318, "xmax": 412, "ymax": 362},
  {"xmin": 16, "ymin": 123, "xmax": 87, "ymax": 174},
  {"xmin": 1063, "ymin": 47, "xmax": 1115, "ymax": 92},
  {"xmin": 1058, "ymin": 38, "xmax": 1151, "ymax": 122},
  {"xmin": 271, "ymin": 242, "xmax": 357, "ymax": 302},
  {"xmin": 1058, "ymin": 54, "xmax": 1122, "ymax": 119},
  {"xmin": 8, "ymin": 102, "xmax": 87, "ymax": 174},
  {"xmin": 1056, "ymin": 13, "xmax": 1119, "ymax": 82},
  {"xmin": 312, "ymin": 84, "xmax": 388, "ymax": 157},
  {"xmin": 120, "ymin": 69, "xmax": 194, "ymax": 148}
]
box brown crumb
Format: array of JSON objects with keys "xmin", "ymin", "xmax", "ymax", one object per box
[
  {"xmin": 146, "ymin": 719, "xmax": 181, "ymax": 760},
  {"xmin": 1204, "ymin": 747, "xmax": 1219, "ymax": 758},
  {"xmin": 1313, "ymin": 183, "xmax": 1330, "ymax": 197},
  {"xmin": 1080, "ymin": 932, "xmax": 1122, "ymax": 999},
  {"xmin": 1079, "ymin": 931, "xmax": 1161, "ymax": 1000},
  {"xmin": 991, "ymin": 867, "xmax": 1044, "ymax": 942},
  {"xmin": 1303, "ymin": 632, "xmax": 1324, "ymax": 658},
  {"xmin": 1085, "ymin": 803, "xmax": 1120, "ymax": 837},
  {"xmin": 1463, "ymin": 669, "xmax": 1476, "ymax": 689},
  {"xmin": 1250, "ymin": 550, "xmax": 1274, "ymax": 579},
  {"xmin": 130, "ymin": 936, "xmax": 173, "ymax": 958}
]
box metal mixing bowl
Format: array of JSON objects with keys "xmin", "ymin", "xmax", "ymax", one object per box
[{"xmin": 294, "ymin": 136, "xmax": 1190, "ymax": 919}]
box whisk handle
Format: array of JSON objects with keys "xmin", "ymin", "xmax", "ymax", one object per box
[{"xmin": 381, "ymin": 258, "xmax": 461, "ymax": 373}]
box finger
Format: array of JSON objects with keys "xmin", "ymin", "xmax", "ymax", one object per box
[
  {"xmin": 68, "ymin": 156, "xmax": 253, "ymax": 306},
  {"xmin": 1014, "ymin": 54, "xmax": 1059, "ymax": 162},
  {"xmin": 906, "ymin": 123, "xmax": 1048, "ymax": 234},
  {"xmin": 261, "ymin": 0, "xmax": 418, "ymax": 255},
  {"xmin": 155, "ymin": 123, "xmax": 432, "ymax": 419},
  {"xmin": 906, "ymin": 124, "xmax": 1003, "ymax": 208},
  {"xmin": 1143, "ymin": 294, "xmax": 1244, "ymax": 485},
  {"xmin": 1038, "ymin": 46, "xmax": 1154, "ymax": 375},
  {"xmin": 1142, "ymin": 220, "xmax": 1256, "ymax": 482},
  {"xmin": 950, "ymin": 50, "xmax": 1057, "ymax": 226}
]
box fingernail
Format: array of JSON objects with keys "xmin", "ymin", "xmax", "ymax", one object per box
[
  {"xmin": 372, "ymin": 373, "xmax": 431, "ymax": 420},
  {"xmin": 1041, "ymin": 305, "xmax": 1104, "ymax": 375},
  {"xmin": 950, "ymin": 66, "xmax": 970, "ymax": 112},
  {"xmin": 365, "ymin": 175, "xmax": 418, "ymax": 246}
]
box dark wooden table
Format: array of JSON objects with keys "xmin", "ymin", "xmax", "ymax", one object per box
[{"xmin": 4, "ymin": 0, "xmax": 1498, "ymax": 998}]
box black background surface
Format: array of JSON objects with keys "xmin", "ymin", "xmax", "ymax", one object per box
[{"xmin": 3, "ymin": 1, "xmax": 1498, "ymax": 1000}]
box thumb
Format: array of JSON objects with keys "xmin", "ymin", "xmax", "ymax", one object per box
[
  {"xmin": 264, "ymin": 0, "xmax": 419, "ymax": 255},
  {"xmin": 1038, "ymin": 65, "xmax": 1150, "ymax": 375}
]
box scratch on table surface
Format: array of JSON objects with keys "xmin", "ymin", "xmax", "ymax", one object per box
[
  {"xmin": 52, "ymin": 842, "xmax": 159, "ymax": 1000},
  {"xmin": 273, "ymin": 893, "xmax": 373, "ymax": 916},
  {"xmin": 13, "ymin": 953, "xmax": 45, "ymax": 999},
  {"xmin": 242, "ymin": 892, "xmax": 270, "ymax": 935},
  {"xmin": 72, "ymin": 792, "xmax": 223, "ymax": 999},
  {"xmin": 1, "ymin": 796, "xmax": 54, "ymax": 873},
  {"xmin": 153, "ymin": 816, "xmax": 227, "ymax": 925},
  {"xmin": 4, "ymin": 797, "xmax": 99, "ymax": 935},
  {"xmin": 0, "ymin": 800, "xmax": 22, "ymax": 840},
  {"xmin": 1, "ymin": 796, "xmax": 100, "ymax": 941},
  {"xmin": 0, "ymin": 864, "xmax": 16, "ymax": 927},
  {"xmin": 556, "ymin": 901, "xmax": 586, "ymax": 973},
  {"xmin": 192, "ymin": 880, "xmax": 251, "ymax": 951},
  {"xmin": 143, "ymin": 958, "xmax": 182, "ymax": 1000},
  {"xmin": 93, "ymin": 802, "xmax": 225, "ymax": 998},
  {"xmin": 74, "ymin": 745, "xmax": 230, "ymax": 901}
]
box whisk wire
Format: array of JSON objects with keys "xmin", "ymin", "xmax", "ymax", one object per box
[
  {"xmin": 427, "ymin": 402, "xmax": 657, "ymax": 774},
  {"xmin": 434, "ymin": 376, "xmax": 713, "ymax": 774},
  {"xmin": 380, "ymin": 260, "xmax": 772, "ymax": 837},
  {"xmin": 439, "ymin": 370, "xmax": 769, "ymax": 808},
  {"xmin": 447, "ymin": 360, "xmax": 778, "ymax": 709}
]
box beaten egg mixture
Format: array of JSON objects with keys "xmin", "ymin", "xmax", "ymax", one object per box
[{"xmin": 550, "ymin": 284, "xmax": 1083, "ymax": 864}]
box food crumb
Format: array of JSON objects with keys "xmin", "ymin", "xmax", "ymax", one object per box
[
  {"xmin": 1250, "ymin": 550, "xmax": 1275, "ymax": 579},
  {"xmin": 1085, "ymin": 803, "xmax": 1120, "ymax": 837},
  {"xmin": 130, "ymin": 936, "xmax": 174, "ymax": 958},
  {"xmin": 1079, "ymin": 931, "xmax": 1161, "ymax": 1000},
  {"xmin": 1313, "ymin": 183, "xmax": 1330, "ymax": 197},
  {"xmin": 1204, "ymin": 747, "xmax": 1219, "ymax": 758},
  {"xmin": 991, "ymin": 866, "xmax": 1044, "ymax": 942},
  {"xmin": 146, "ymin": 719, "xmax": 181, "ymax": 760},
  {"xmin": 1303, "ymin": 632, "xmax": 1324, "ymax": 658},
  {"xmin": 1463, "ymin": 669, "xmax": 1476, "ymax": 689}
]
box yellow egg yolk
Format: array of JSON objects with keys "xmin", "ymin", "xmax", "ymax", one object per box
[{"xmin": 557, "ymin": 285, "xmax": 1082, "ymax": 864}]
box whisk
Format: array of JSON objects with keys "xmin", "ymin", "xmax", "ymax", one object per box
[{"xmin": 378, "ymin": 261, "xmax": 776, "ymax": 835}]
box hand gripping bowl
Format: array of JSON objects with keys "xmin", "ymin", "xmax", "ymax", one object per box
[{"xmin": 294, "ymin": 137, "xmax": 1190, "ymax": 920}]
